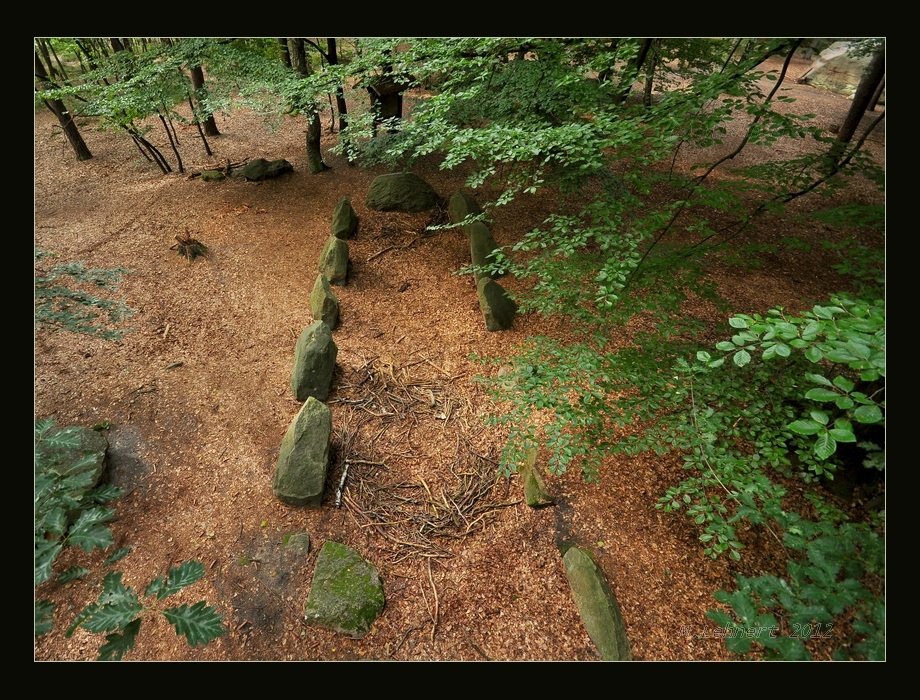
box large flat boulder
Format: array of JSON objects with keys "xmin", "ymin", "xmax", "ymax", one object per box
[{"xmin": 366, "ymin": 172, "xmax": 439, "ymax": 212}]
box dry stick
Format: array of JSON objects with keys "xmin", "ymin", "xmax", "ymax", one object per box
[
  {"xmin": 463, "ymin": 627, "xmax": 491, "ymax": 660},
  {"xmin": 427, "ymin": 559, "xmax": 440, "ymax": 643}
]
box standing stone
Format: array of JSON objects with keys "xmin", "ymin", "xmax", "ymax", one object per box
[
  {"xmin": 318, "ymin": 235, "xmax": 349, "ymax": 286},
  {"xmin": 563, "ymin": 547, "xmax": 632, "ymax": 661},
  {"xmin": 477, "ymin": 277, "xmax": 517, "ymax": 331},
  {"xmin": 448, "ymin": 190, "xmax": 483, "ymax": 227},
  {"xmin": 310, "ymin": 274, "xmax": 340, "ymax": 330},
  {"xmin": 332, "ymin": 196, "xmax": 359, "ymax": 240},
  {"xmin": 273, "ymin": 397, "xmax": 332, "ymax": 507},
  {"xmin": 468, "ymin": 221, "xmax": 504, "ymax": 280},
  {"xmin": 291, "ymin": 320, "xmax": 338, "ymax": 401}
]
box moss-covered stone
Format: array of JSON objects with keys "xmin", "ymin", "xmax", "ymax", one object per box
[{"xmin": 305, "ymin": 541, "xmax": 385, "ymax": 638}]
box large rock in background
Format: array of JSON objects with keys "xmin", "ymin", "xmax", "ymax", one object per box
[
  {"xmin": 366, "ymin": 172, "xmax": 439, "ymax": 212},
  {"xmin": 273, "ymin": 397, "xmax": 332, "ymax": 507},
  {"xmin": 305, "ymin": 541, "xmax": 385, "ymax": 638},
  {"xmin": 238, "ymin": 157, "xmax": 294, "ymax": 181},
  {"xmin": 798, "ymin": 42, "xmax": 885, "ymax": 102},
  {"xmin": 468, "ymin": 221, "xmax": 505, "ymax": 280},
  {"xmin": 448, "ymin": 190, "xmax": 484, "ymax": 228}
]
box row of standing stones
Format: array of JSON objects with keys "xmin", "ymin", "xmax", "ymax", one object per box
[
  {"xmin": 50, "ymin": 170, "xmax": 630, "ymax": 655},
  {"xmin": 270, "ymin": 172, "xmax": 631, "ymax": 657}
]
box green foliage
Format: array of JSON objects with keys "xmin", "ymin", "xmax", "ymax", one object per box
[
  {"xmin": 34, "ymin": 249, "xmax": 133, "ymax": 339},
  {"xmin": 65, "ymin": 563, "xmax": 225, "ymax": 660},
  {"xmin": 36, "ymin": 37, "xmax": 885, "ymax": 660},
  {"xmin": 709, "ymin": 517, "xmax": 884, "ymax": 660},
  {"xmin": 35, "ymin": 419, "xmax": 225, "ymax": 659}
]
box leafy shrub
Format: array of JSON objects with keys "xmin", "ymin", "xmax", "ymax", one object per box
[{"xmin": 34, "ymin": 419, "xmax": 225, "ymax": 659}]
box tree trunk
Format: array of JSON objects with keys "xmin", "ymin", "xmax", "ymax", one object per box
[
  {"xmin": 868, "ymin": 76, "xmax": 885, "ymax": 112},
  {"xmin": 278, "ymin": 38, "xmax": 291, "ymax": 68},
  {"xmin": 830, "ymin": 47, "xmax": 885, "ymax": 163},
  {"xmin": 286, "ymin": 38, "xmax": 329, "ymax": 174},
  {"xmin": 306, "ymin": 111, "xmax": 330, "ymax": 174},
  {"xmin": 34, "ymin": 50, "xmax": 92, "ymax": 161},
  {"xmin": 612, "ymin": 38, "xmax": 653, "ymax": 105},
  {"xmin": 189, "ymin": 64, "xmax": 220, "ymax": 137},
  {"xmin": 326, "ymin": 38, "xmax": 349, "ymax": 134}
]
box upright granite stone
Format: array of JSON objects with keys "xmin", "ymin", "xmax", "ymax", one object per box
[
  {"xmin": 318, "ymin": 235, "xmax": 349, "ymax": 286},
  {"xmin": 563, "ymin": 546, "xmax": 632, "ymax": 661},
  {"xmin": 448, "ymin": 190, "xmax": 483, "ymax": 228},
  {"xmin": 291, "ymin": 320, "xmax": 338, "ymax": 402},
  {"xmin": 332, "ymin": 196, "xmax": 359, "ymax": 240},
  {"xmin": 310, "ymin": 274, "xmax": 340, "ymax": 330},
  {"xmin": 468, "ymin": 221, "xmax": 504, "ymax": 280},
  {"xmin": 273, "ymin": 396, "xmax": 332, "ymax": 507},
  {"xmin": 477, "ymin": 277, "xmax": 517, "ymax": 331},
  {"xmin": 366, "ymin": 172, "xmax": 438, "ymax": 212},
  {"xmin": 521, "ymin": 445, "xmax": 554, "ymax": 508},
  {"xmin": 305, "ymin": 541, "xmax": 385, "ymax": 639}
]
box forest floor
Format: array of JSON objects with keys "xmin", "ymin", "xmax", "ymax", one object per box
[{"xmin": 34, "ymin": 55, "xmax": 885, "ymax": 662}]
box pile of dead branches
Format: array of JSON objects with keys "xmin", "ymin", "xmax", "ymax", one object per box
[{"xmin": 329, "ymin": 356, "xmax": 519, "ymax": 563}]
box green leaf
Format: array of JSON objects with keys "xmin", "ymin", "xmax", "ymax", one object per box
[
  {"xmin": 805, "ymin": 346, "xmax": 823, "ymax": 363},
  {"xmin": 35, "ymin": 600, "xmax": 56, "ymax": 637},
  {"xmin": 788, "ymin": 420, "xmax": 823, "ymax": 435},
  {"xmin": 97, "ymin": 618, "xmax": 141, "ymax": 661},
  {"xmin": 853, "ymin": 405, "xmax": 884, "ymax": 424},
  {"xmin": 58, "ymin": 566, "xmax": 91, "ymax": 583},
  {"xmin": 804, "ymin": 388, "xmax": 840, "ymax": 402},
  {"xmin": 146, "ymin": 561, "xmax": 206, "ymax": 600},
  {"xmin": 706, "ymin": 609, "xmax": 734, "ymax": 627},
  {"xmin": 814, "ymin": 433, "xmax": 837, "ymax": 460},
  {"xmin": 34, "ymin": 540, "xmax": 63, "ymax": 586},
  {"xmin": 162, "ymin": 601, "xmax": 226, "ymax": 647},
  {"xmin": 725, "ymin": 634, "xmax": 753, "ymax": 654},
  {"xmin": 764, "ymin": 635, "xmax": 810, "ymax": 660},
  {"xmin": 832, "ymin": 375, "xmax": 855, "ymax": 392},
  {"xmin": 809, "ymin": 410, "xmax": 829, "ymax": 425},
  {"xmin": 729, "ymin": 317, "xmax": 749, "ymax": 328},
  {"xmin": 67, "ymin": 507, "xmax": 116, "ymax": 552},
  {"xmin": 81, "ymin": 599, "xmax": 144, "ymax": 634},
  {"xmin": 733, "ymin": 349, "xmax": 751, "ymax": 367},
  {"xmin": 715, "ymin": 341, "xmax": 736, "ymax": 352},
  {"xmin": 828, "ymin": 428, "xmax": 856, "ymax": 443}
]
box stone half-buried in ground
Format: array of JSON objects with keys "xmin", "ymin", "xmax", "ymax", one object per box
[{"xmin": 304, "ymin": 541, "xmax": 385, "ymax": 639}]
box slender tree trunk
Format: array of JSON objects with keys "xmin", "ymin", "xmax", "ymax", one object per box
[
  {"xmin": 287, "ymin": 38, "xmax": 330, "ymax": 174},
  {"xmin": 278, "ymin": 38, "xmax": 291, "ymax": 68},
  {"xmin": 830, "ymin": 47, "xmax": 885, "ymax": 164},
  {"xmin": 612, "ymin": 38, "xmax": 653, "ymax": 105},
  {"xmin": 34, "ymin": 51, "xmax": 92, "ymax": 161},
  {"xmin": 642, "ymin": 40, "xmax": 660, "ymax": 107},
  {"xmin": 189, "ymin": 64, "xmax": 220, "ymax": 136},
  {"xmin": 868, "ymin": 76, "xmax": 885, "ymax": 112},
  {"xmin": 327, "ymin": 38, "xmax": 348, "ymax": 133}
]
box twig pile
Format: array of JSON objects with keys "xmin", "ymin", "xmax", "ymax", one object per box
[{"xmin": 330, "ymin": 356, "xmax": 519, "ymax": 563}]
